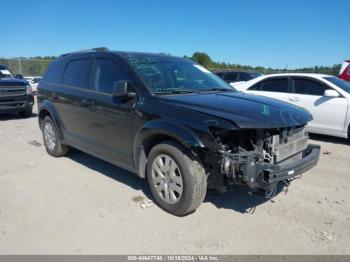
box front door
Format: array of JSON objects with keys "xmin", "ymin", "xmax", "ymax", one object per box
[
  {"xmin": 290, "ymin": 77, "xmax": 348, "ymax": 136},
  {"xmin": 83, "ymin": 57, "xmax": 138, "ymax": 165}
]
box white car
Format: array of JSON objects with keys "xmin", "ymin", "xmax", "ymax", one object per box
[
  {"xmin": 236, "ymin": 73, "xmax": 350, "ymax": 141},
  {"xmin": 24, "ymin": 76, "xmax": 42, "ymax": 94}
]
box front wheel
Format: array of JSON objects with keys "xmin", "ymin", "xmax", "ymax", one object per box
[{"xmin": 147, "ymin": 141, "xmax": 207, "ymax": 216}]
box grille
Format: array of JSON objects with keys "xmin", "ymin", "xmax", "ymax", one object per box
[{"xmin": 0, "ymin": 86, "xmax": 26, "ymax": 98}]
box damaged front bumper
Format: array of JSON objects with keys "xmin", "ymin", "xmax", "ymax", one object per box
[
  {"xmin": 258, "ymin": 144, "xmax": 320, "ymax": 184},
  {"xmin": 218, "ymin": 144, "xmax": 320, "ymax": 194}
]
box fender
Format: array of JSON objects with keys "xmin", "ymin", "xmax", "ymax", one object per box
[
  {"xmin": 38, "ymin": 100, "xmax": 65, "ymax": 139},
  {"xmin": 133, "ymin": 119, "xmax": 207, "ymax": 177}
]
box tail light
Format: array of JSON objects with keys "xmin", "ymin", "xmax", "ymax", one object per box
[{"xmin": 26, "ymin": 84, "xmax": 33, "ymax": 95}]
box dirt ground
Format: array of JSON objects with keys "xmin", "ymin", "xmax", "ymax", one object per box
[{"xmin": 0, "ymin": 102, "xmax": 349, "ymax": 255}]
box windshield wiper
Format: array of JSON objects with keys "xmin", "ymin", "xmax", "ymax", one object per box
[
  {"xmin": 200, "ymin": 87, "xmax": 234, "ymax": 92},
  {"xmin": 155, "ymin": 90, "xmax": 197, "ymax": 95}
]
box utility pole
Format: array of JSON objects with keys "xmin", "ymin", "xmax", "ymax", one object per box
[{"xmin": 18, "ymin": 57, "xmax": 22, "ymax": 75}]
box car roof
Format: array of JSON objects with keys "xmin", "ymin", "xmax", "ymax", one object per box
[
  {"xmin": 60, "ymin": 49, "xmax": 179, "ymax": 60},
  {"xmin": 255, "ymin": 73, "xmax": 331, "ymax": 80}
]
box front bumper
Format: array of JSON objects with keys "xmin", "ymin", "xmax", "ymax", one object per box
[
  {"xmin": 236, "ymin": 144, "xmax": 321, "ymax": 192},
  {"xmin": 0, "ymin": 95, "xmax": 34, "ymax": 113},
  {"xmin": 262, "ymin": 144, "xmax": 320, "ymax": 184}
]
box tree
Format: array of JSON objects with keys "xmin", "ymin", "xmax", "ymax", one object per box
[{"xmin": 191, "ymin": 52, "xmax": 212, "ymax": 68}]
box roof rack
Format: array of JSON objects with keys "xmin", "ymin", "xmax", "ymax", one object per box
[{"xmin": 60, "ymin": 47, "xmax": 109, "ymax": 57}]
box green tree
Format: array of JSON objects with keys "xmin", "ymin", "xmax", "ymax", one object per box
[{"xmin": 191, "ymin": 52, "xmax": 212, "ymax": 68}]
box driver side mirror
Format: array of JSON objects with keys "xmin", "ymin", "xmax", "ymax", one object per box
[
  {"xmin": 113, "ymin": 80, "xmax": 137, "ymax": 100},
  {"xmin": 324, "ymin": 89, "xmax": 339, "ymax": 97},
  {"xmin": 15, "ymin": 74, "xmax": 24, "ymax": 79}
]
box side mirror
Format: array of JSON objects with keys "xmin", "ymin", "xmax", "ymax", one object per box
[
  {"xmin": 324, "ymin": 89, "xmax": 339, "ymax": 97},
  {"xmin": 113, "ymin": 80, "xmax": 137, "ymax": 100},
  {"xmin": 15, "ymin": 74, "xmax": 24, "ymax": 79}
]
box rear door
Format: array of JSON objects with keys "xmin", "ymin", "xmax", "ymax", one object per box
[
  {"xmin": 54, "ymin": 57, "xmax": 94, "ymax": 148},
  {"xmin": 290, "ymin": 77, "xmax": 348, "ymax": 135},
  {"xmin": 245, "ymin": 77, "xmax": 291, "ymax": 103}
]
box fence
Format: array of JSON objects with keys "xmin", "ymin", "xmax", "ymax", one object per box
[
  {"xmin": 0, "ymin": 58, "xmax": 340, "ymax": 77},
  {"xmin": 0, "ymin": 58, "xmax": 54, "ymax": 76}
]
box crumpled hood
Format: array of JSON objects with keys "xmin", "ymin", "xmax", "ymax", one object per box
[{"xmin": 162, "ymin": 91, "xmax": 312, "ymax": 129}]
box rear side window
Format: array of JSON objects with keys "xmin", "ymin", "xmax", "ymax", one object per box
[
  {"xmin": 43, "ymin": 60, "xmax": 64, "ymax": 83},
  {"xmin": 293, "ymin": 78, "xmax": 328, "ymax": 96},
  {"xmin": 62, "ymin": 59, "xmax": 92, "ymax": 88},
  {"xmin": 92, "ymin": 59, "xmax": 129, "ymax": 93},
  {"xmin": 224, "ymin": 72, "xmax": 238, "ymax": 82},
  {"xmin": 249, "ymin": 78, "xmax": 289, "ymax": 93}
]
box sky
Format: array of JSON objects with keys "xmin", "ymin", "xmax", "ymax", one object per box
[{"xmin": 0, "ymin": 0, "xmax": 349, "ymax": 69}]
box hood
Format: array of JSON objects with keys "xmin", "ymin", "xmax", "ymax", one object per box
[
  {"xmin": 0, "ymin": 77, "xmax": 27, "ymax": 86},
  {"xmin": 161, "ymin": 91, "xmax": 312, "ymax": 129}
]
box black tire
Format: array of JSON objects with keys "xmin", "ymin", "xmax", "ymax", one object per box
[
  {"xmin": 41, "ymin": 116, "xmax": 69, "ymax": 157},
  {"xmin": 19, "ymin": 109, "xmax": 32, "ymax": 118},
  {"xmin": 146, "ymin": 141, "xmax": 207, "ymax": 216}
]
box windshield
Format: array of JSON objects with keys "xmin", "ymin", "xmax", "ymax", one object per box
[
  {"xmin": 324, "ymin": 76, "xmax": 350, "ymax": 94},
  {"xmin": 124, "ymin": 54, "xmax": 235, "ymax": 94},
  {"xmin": 0, "ymin": 65, "xmax": 13, "ymax": 78}
]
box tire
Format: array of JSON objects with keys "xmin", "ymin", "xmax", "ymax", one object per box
[
  {"xmin": 146, "ymin": 141, "xmax": 207, "ymax": 216},
  {"xmin": 19, "ymin": 109, "xmax": 32, "ymax": 118},
  {"xmin": 41, "ymin": 116, "xmax": 69, "ymax": 157}
]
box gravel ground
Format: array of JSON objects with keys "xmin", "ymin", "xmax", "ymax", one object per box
[{"xmin": 0, "ymin": 103, "xmax": 349, "ymax": 255}]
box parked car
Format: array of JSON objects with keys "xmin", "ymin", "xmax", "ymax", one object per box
[
  {"xmin": 236, "ymin": 73, "xmax": 350, "ymax": 142},
  {"xmin": 24, "ymin": 76, "xmax": 42, "ymax": 94},
  {"xmin": 0, "ymin": 65, "xmax": 34, "ymax": 117},
  {"xmin": 215, "ymin": 70, "xmax": 263, "ymax": 88},
  {"xmin": 339, "ymin": 60, "xmax": 350, "ymax": 82},
  {"xmin": 37, "ymin": 48, "xmax": 320, "ymax": 216}
]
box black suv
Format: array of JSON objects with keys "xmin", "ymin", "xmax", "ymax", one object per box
[
  {"xmin": 37, "ymin": 48, "xmax": 320, "ymax": 216},
  {"xmin": 0, "ymin": 65, "xmax": 34, "ymax": 117}
]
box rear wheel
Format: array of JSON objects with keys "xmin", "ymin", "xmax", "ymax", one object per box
[
  {"xmin": 147, "ymin": 141, "xmax": 207, "ymax": 216},
  {"xmin": 41, "ymin": 116, "xmax": 69, "ymax": 157}
]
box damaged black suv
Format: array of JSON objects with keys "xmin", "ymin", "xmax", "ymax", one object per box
[{"xmin": 37, "ymin": 48, "xmax": 320, "ymax": 216}]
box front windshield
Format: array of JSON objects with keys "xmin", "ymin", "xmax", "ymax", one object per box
[
  {"xmin": 0, "ymin": 65, "xmax": 13, "ymax": 78},
  {"xmin": 324, "ymin": 76, "xmax": 350, "ymax": 94},
  {"xmin": 124, "ymin": 54, "xmax": 235, "ymax": 94}
]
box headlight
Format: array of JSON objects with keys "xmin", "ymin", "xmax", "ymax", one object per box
[{"xmin": 25, "ymin": 84, "xmax": 33, "ymax": 95}]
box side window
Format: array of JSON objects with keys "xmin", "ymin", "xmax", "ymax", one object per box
[
  {"xmin": 215, "ymin": 72, "xmax": 224, "ymax": 78},
  {"xmin": 62, "ymin": 59, "xmax": 92, "ymax": 88},
  {"xmin": 224, "ymin": 72, "xmax": 238, "ymax": 82},
  {"xmin": 93, "ymin": 59, "xmax": 129, "ymax": 94},
  {"xmin": 239, "ymin": 73, "xmax": 251, "ymax": 81},
  {"xmin": 248, "ymin": 81, "xmax": 262, "ymax": 91},
  {"xmin": 293, "ymin": 78, "xmax": 328, "ymax": 96},
  {"xmin": 44, "ymin": 60, "xmax": 64, "ymax": 83},
  {"xmin": 259, "ymin": 78, "xmax": 289, "ymax": 93}
]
